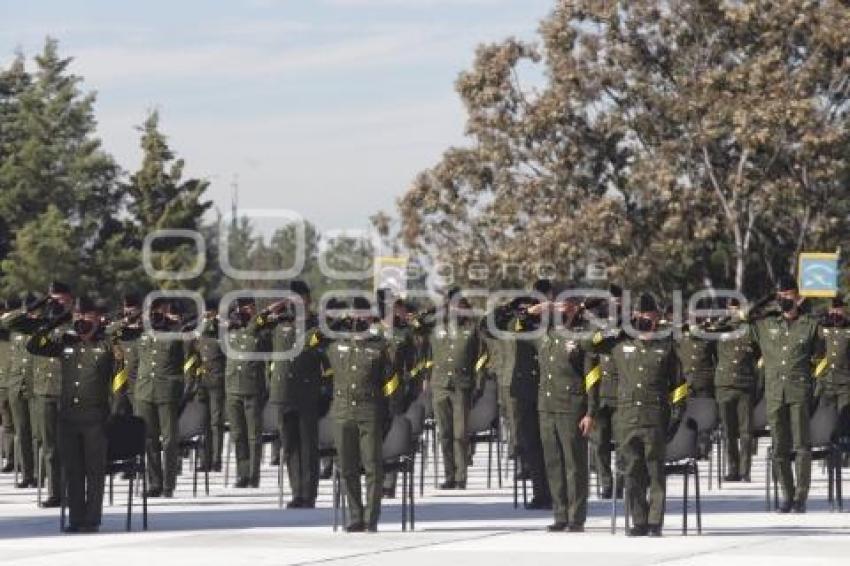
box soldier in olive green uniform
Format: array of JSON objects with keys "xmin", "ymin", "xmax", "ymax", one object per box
[
  {"xmin": 534, "ymin": 299, "xmax": 596, "ymax": 531},
  {"xmin": 1, "ymin": 293, "xmax": 41, "ymax": 488},
  {"xmin": 326, "ymin": 297, "xmax": 399, "ymax": 532},
  {"xmin": 0, "ymin": 299, "xmax": 15, "ymax": 473},
  {"xmin": 134, "ymin": 299, "xmax": 186, "ymax": 498},
  {"xmin": 267, "ymin": 281, "xmax": 325, "ymax": 507},
  {"xmin": 817, "ymin": 297, "xmax": 850, "ymax": 418},
  {"xmin": 753, "ymin": 275, "xmax": 821, "ymax": 513},
  {"xmin": 188, "ymin": 299, "xmax": 227, "ymax": 472},
  {"xmin": 675, "ymin": 313, "xmax": 717, "ymax": 399},
  {"xmin": 28, "ymin": 282, "xmax": 75, "ymax": 508},
  {"xmin": 27, "ymin": 296, "xmax": 113, "ymax": 533},
  {"xmin": 224, "ymin": 297, "xmax": 274, "ymax": 488},
  {"xmin": 595, "ymin": 294, "xmax": 685, "ymax": 537},
  {"xmin": 589, "ymin": 285, "xmax": 623, "ymax": 499},
  {"xmin": 422, "ymin": 290, "xmax": 482, "ymax": 489},
  {"xmin": 714, "ymin": 298, "xmax": 760, "ymax": 482},
  {"xmin": 483, "ymin": 303, "xmax": 516, "ymax": 459},
  {"xmin": 508, "ymin": 285, "xmax": 551, "ymax": 509}
]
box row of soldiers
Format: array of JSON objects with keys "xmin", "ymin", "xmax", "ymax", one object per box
[{"xmin": 1, "ymin": 275, "xmax": 848, "ymax": 535}]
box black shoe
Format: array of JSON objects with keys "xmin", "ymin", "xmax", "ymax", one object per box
[
  {"xmin": 78, "ymin": 525, "xmax": 99, "ymax": 534},
  {"xmin": 162, "ymin": 489, "xmax": 174, "ymax": 498},
  {"xmin": 249, "ymin": 479, "xmax": 260, "ymax": 488},
  {"xmin": 600, "ymin": 487, "xmax": 613, "ymax": 500},
  {"xmin": 0, "ymin": 463, "xmax": 14, "ymax": 473},
  {"xmin": 270, "ymin": 458, "xmax": 280, "ymax": 467},
  {"xmin": 776, "ymin": 500, "xmax": 793, "ymax": 514},
  {"xmin": 525, "ymin": 498, "xmax": 552, "ymax": 510},
  {"xmin": 547, "ymin": 522, "xmax": 567, "ymax": 532},
  {"xmin": 16, "ymin": 478, "xmax": 37, "ymax": 489},
  {"xmin": 628, "ymin": 525, "xmax": 648, "ymax": 537},
  {"xmin": 792, "ymin": 501, "xmax": 806, "ymax": 514},
  {"xmin": 40, "ymin": 496, "xmax": 61, "ymax": 508},
  {"xmin": 144, "ymin": 488, "xmax": 163, "ymax": 498},
  {"xmin": 567, "ymin": 524, "xmax": 585, "ymax": 533},
  {"xmin": 723, "ymin": 473, "xmax": 741, "ymax": 482},
  {"xmin": 286, "ymin": 499, "xmax": 303, "ymax": 509},
  {"xmin": 345, "ymin": 522, "xmax": 366, "ymax": 533},
  {"xmin": 439, "ymin": 480, "xmax": 456, "ymax": 490},
  {"xmin": 63, "ymin": 525, "xmax": 81, "ymax": 534},
  {"xmin": 382, "ymin": 488, "xmax": 396, "ymax": 499},
  {"xmin": 455, "ymin": 481, "xmax": 466, "ymax": 490},
  {"xmin": 234, "ymin": 478, "xmax": 250, "ymax": 488},
  {"xmin": 648, "ymin": 525, "xmax": 662, "ymax": 537},
  {"xmin": 367, "ymin": 525, "xmax": 378, "ymax": 533},
  {"xmin": 300, "ymin": 500, "xmax": 316, "ymax": 509}
]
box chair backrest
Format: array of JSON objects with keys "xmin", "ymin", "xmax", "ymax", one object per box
[
  {"xmin": 467, "ymin": 379, "xmax": 498, "ymax": 434},
  {"xmin": 178, "ymin": 399, "xmax": 208, "ymax": 442},
  {"xmin": 404, "ymin": 401, "xmax": 426, "ymax": 437},
  {"xmin": 810, "ymin": 399, "xmax": 839, "ymax": 447},
  {"xmin": 752, "ymin": 396, "xmax": 767, "ymax": 431},
  {"xmin": 318, "ymin": 414, "xmax": 334, "ymax": 450},
  {"xmin": 106, "ymin": 415, "xmax": 146, "ymax": 462},
  {"xmin": 382, "ymin": 415, "xmax": 412, "ymax": 461},
  {"xmin": 684, "ymin": 397, "xmax": 719, "ymax": 434},
  {"xmin": 261, "ymin": 402, "xmax": 279, "ymax": 435},
  {"xmin": 665, "ymin": 417, "xmax": 698, "ymax": 462}
]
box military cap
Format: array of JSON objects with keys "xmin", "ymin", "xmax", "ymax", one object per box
[
  {"xmin": 533, "ymin": 278, "xmax": 553, "ymax": 296},
  {"xmin": 608, "ymin": 283, "xmax": 623, "ymax": 298},
  {"xmin": 775, "ymin": 274, "xmax": 798, "ymax": 292},
  {"xmin": 290, "ymin": 280, "xmax": 311, "ymax": 297},
  {"xmin": 636, "ymin": 293, "xmax": 659, "ymax": 313}
]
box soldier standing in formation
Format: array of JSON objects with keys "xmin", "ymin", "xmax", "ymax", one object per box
[
  {"xmin": 326, "ymin": 296, "xmax": 399, "ymax": 532},
  {"xmin": 818, "ymin": 297, "xmax": 850, "ymax": 419},
  {"xmin": 754, "ymin": 275, "xmax": 822, "ymax": 513},
  {"xmin": 27, "ymin": 296, "xmax": 113, "ymax": 533},
  {"xmin": 110, "ymin": 295, "xmax": 143, "ymax": 417},
  {"xmin": 224, "ymin": 297, "xmax": 274, "ymax": 488},
  {"xmin": 423, "ymin": 289, "xmax": 482, "ymax": 490},
  {"xmin": 267, "ymin": 281, "xmax": 324, "ymax": 508},
  {"xmin": 714, "ymin": 297, "xmax": 761, "ymax": 482},
  {"xmin": 594, "ymin": 293, "xmax": 686, "ymax": 536},
  {"xmin": 532, "ymin": 296, "xmax": 595, "ymax": 531}
]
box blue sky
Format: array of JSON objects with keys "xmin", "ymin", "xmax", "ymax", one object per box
[{"xmin": 0, "ymin": 0, "xmax": 553, "ymax": 235}]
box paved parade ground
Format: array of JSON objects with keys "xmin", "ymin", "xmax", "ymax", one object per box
[{"xmin": 0, "ymin": 437, "xmax": 848, "ymax": 566}]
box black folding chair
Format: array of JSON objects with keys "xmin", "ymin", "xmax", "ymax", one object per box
[
  {"xmin": 333, "ymin": 416, "xmax": 416, "ymax": 532},
  {"xmin": 467, "ymin": 380, "xmax": 502, "ymax": 490},
  {"xmin": 83, "ymin": 415, "xmax": 147, "ymax": 532},
  {"xmin": 683, "ymin": 398, "xmax": 719, "ymax": 489},
  {"xmin": 403, "ymin": 401, "xmax": 427, "ymax": 496},
  {"xmin": 664, "ymin": 418, "xmax": 702, "ymax": 535},
  {"xmin": 178, "ymin": 399, "xmax": 209, "ymax": 497},
  {"xmin": 766, "ymin": 399, "xmax": 838, "ymax": 511}
]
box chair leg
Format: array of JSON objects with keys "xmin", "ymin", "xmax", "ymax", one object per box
[
  {"xmin": 765, "ymin": 448, "xmax": 771, "ymax": 512},
  {"xmin": 401, "ymin": 462, "xmax": 408, "ymax": 533},
  {"xmin": 224, "ymin": 433, "xmax": 231, "ymax": 488},
  {"xmin": 142, "ymin": 457, "xmax": 148, "ymax": 531},
  {"xmin": 496, "ymin": 425, "xmax": 503, "ymax": 488},
  {"xmin": 682, "ymin": 466, "xmax": 689, "ymax": 536},
  {"xmin": 192, "ymin": 444, "xmax": 198, "ymax": 498},
  {"xmin": 419, "ymin": 437, "xmax": 425, "ymax": 497},
  {"xmin": 828, "ymin": 450, "xmax": 835, "ymax": 510},
  {"xmin": 708, "ymin": 444, "xmax": 713, "ymax": 491},
  {"xmin": 513, "ymin": 455, "xmax": 518, "ymax": 509},
  {"xmin": 432, "ymin": 425, "xmax": 439, "ymax": 489},
  {"xmin": 610, "ymin": 465, "xmax": 618, "ymax": 535},
  {"xmin": 332, "ymin": 467, "xmax": 340, "ymax": 532},
  {"xmin": 717, "ymin": 433, "xmax": 723, "ymax": 490},
  {"xmin": 410, "ymin": 453, "xmax": 416, "ymax": 531},
  {"xmin": 37, "ymin": 444, "xmax": 42, "ymax": 506},
  {"xmin": 204, "ymin": 437, "xmax": 210, "ymax": 496},
  {"xmin": 127, "ymin": 474, "xmax": 134, "ymax": 532},
  {"xmin": 694, "ymin": 461, "xmax": 702, "ymax": 535},
  {"xmin": 278, "ymin": 444, "xmax": 284, "ymax": 509}
]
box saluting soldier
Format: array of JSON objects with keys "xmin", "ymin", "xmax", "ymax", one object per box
[
  {"xmin": 223, "ymin": 297, "xmax": 274, "ymax": 488},
  {"xmin": 484, "ymin": 300, "xmax": 518, "ymax": 466},
  {"xmin": 30, "ymin": 282, "xmax": 75, "ymax": 508},
  {"xmin": 326, "ymin": 297, "xmax": 400, "ymax": 532},
  {"xmin": 420, "ymin": 288, "xmax": 483, "ymax": 490},
  {"xmin": 27, "ymin": 296, "xmax": 113, "ymax": 533},
  {"xmin": 753, "ymin": 275, "xmax": 822, "ymax": 513},
  {"xmin": 675, "ymin": 300, "xmax": 717, "ymax": 400},
  {"xmin": 267, "ymin": 281, "xmax": 324, "ymax": 508},
  {"xmin": 594, "ymin": 293, "xmax": 686, "ymax": 537},
  {"xmin": 714, "ymin": 297, "xmax": 760, "ymax": 482},
  {"xmin": 1, "ymin": 292, "xmax": 42, "ymax": 488},
  {"xmin": 0, "ymin": 298, "xmax": 16, "ymax": 473},
  {"xmin": 532, "ymin": 297, "xmax": 595, "ymax": 532},
  {"xmin": 189, "ymin": 298, "xmax": 227, "ymax": 472},
  {"xmin": 816, "ymin": 296, "xmax": 850, "ymax": 418},
  {"xmin": 134, "ymin": 297, "xmax": 186, "ymax": 498},
  {"xmin": 588, "ymin": 284, "xmax": 623, "ymax": 499}
]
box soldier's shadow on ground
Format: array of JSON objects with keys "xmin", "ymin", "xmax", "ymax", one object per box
[{"xmin": 0, "ymin": 496, "xmax": 847, "ymax": 539}]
